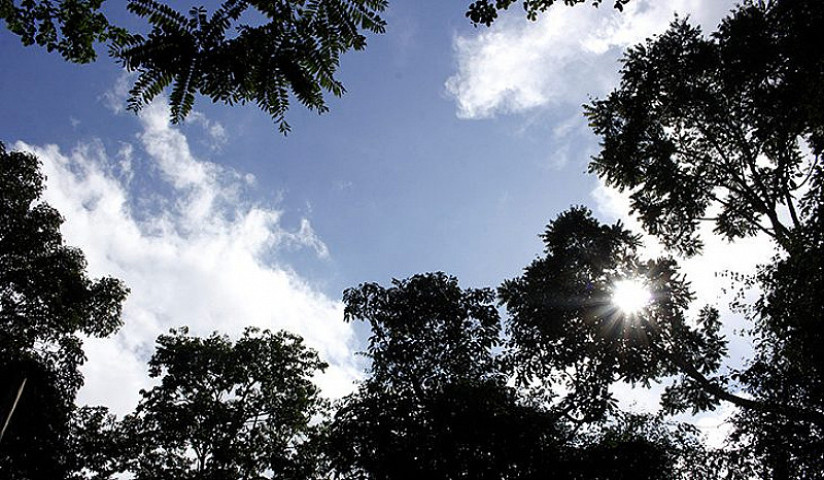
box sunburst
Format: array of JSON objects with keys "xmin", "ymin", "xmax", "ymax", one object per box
[{"xmin": 611, "ymin": 279, "xmax": 651, "ymax": 315}]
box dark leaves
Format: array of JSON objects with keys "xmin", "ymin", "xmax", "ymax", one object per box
[
  {"xmin": 0, "ymin": 143, "xmax": 128, "ymax": 479},
  {"xmin": 0, "ymin": 0, "xmax": 127, "ymax": 63},
  {"xmin": 586, "ymin": 6, "xmax": 823, "ymax": 254},
  {"xmin": 501, "ymin": 207, "xmax": 725, "ymax": 421},
  {"xmin": 111, "ymin": 0, "xmax": 387, "ymax": 130},
  {"xmin": 465, "ymin": 0, "xmax": 631, "ymax": 27},
  {"xmin": 120, "ymin": 327, "xmax": 328, "ymax": 480}
]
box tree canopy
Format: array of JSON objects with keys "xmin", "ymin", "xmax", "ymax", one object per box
[
  {"xmin": 0, "ymin": 143, "xmax": 128, "ymax": 478},
  {"xmin": 4, "ymin": 1, "xmax": 824, "ymax": 478},
  {"xmin": 499, "ymin": 207, "xmax": 728, "ymax": 422},
  {"xmin": 585, "ymin": 0, "xmax": 824, "ymax": 255},
  {"xmin": 1, "ymin": 0, "xmax": 388, "ymax": 132},
  {"xmin": 328, "ymin": 272, "xmax": 714, "ymax": 479},
  {"xmin": 465, "ymin": 0, "xmax": 631, "ymax": 26},
  {"xmin": 114, "ymin": 327, "xmax": 329, "ymax": 480},
  {"xmin": 584, "ymin": 0, "xmax": 824, "ymax": 476}
]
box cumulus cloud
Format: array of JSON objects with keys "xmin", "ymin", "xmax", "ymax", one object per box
[
  {"xmin": 16, "ymin": 101, "xmax": 357, "ymax": 415},
  {"xmin": 446, "ymin": 0, "xmax": 737, "ymax": 119}
]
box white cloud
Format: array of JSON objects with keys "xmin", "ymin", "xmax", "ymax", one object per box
[
  {"xmin": 693, "ymin": 402, "xmax": 737, "ymax": 449},
  {"xmin": 16, "ymin": 101, "xmax": 358, "ymax": 416},
  {"xmin": 446, "ymin": 0, "xmax": 738, "ymax": 119}
]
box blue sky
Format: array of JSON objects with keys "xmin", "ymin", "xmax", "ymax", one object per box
[{"xmin": 1, "ymin": 0, "xmax": 764, "ymax": 442}]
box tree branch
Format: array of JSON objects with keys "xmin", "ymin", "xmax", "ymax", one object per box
[
  {"xmin": 646, "ymin": 326, "xmax": 824, "ymax": 429},
  {"xmin": 0, "ymin": 378, "xmax": 27, "ymax": 443}
]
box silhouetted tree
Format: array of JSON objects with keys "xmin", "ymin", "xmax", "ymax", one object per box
[
  {"xmin": 465, "ymin": 0, "xmax": 630, "ymax": 26},
  {"xmin": 500, "ymin": 207, "xmax": 727, "ymax": 423},
  {"xmin": 726, "ymin": 169, "xmax": 824, "ymax": 478},
  {"xmin": 65, "ymin": 406, "xmax": 129, "ymax": 480},
  {"xmin": 585, "ymin": 0, "xmax": 824, "ymax": 256},
  {"xmin": 1, "ymin": 0, "xmax": 388, "ymax": 131},
  {"xmin": 0, "ymin": 143, "xmax": 128, "ymax": 479},
  {"xmin": 0, "ymin": 0, "xmax": 126, "ymax": 63},
  {"xmin": 567, "ymin": 412, "xmax": 718, "ymax": 480},
  {"xmin": 583, "ymin": 0, "xmax": 824, "ymax": 476},
  {"xmin": 116, "ymin": 327, "xmax": 328, "ymax": 480},
  {"xmin": 329, "ymin": 273, "xmax": 570, "ymax": 479},
  {"xmin": 329, "ymin": 272, "xmax": 716, "ymax": 479}
]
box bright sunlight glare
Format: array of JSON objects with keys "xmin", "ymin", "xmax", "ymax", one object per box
[{"xmin": 612, "ymin": 279, "xmax": 651, "ymax": 315}]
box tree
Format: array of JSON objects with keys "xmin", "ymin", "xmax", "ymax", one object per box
[
  {"xmin": 565, "ymin": 412, "xmax": 718, "ymax": 480},
  {"xmin": 585, "ymin": 0, "xmax": 824, "ymax": 256},
  {"xmin": 116, "ymin": 327, "xmax": 328, "ymax": 480},
  {"xmin": 581, "ymin": 0, "xmax": 824, "ymax": 476},
  {"xmin": 726, "ymin": 169, "xmax": 824, "ymax": 478},
  {"xmin": 0, "ymin": 143, "xmax": 128, "ymax": 479},
  {"xmin": 500, "ymin": 204, "xmax": 824, "ymax": 474},
  {"xmin": 0, "ymin": 0, "xmax": 126, "ymax": 63},
  {"xmin": 330, "ymin": 272, "xmax": 720, "ymax": 479},
  {"xmin": 328, "ymin": 272, "xmax": 570, "ymax": 479},
  {"xmin": 465, "ymin": 0, "xmax": 631, "ymax": 27},
  {"xmin": 499, "ymin": 207, "xmax": 727, "ymax": 423}
]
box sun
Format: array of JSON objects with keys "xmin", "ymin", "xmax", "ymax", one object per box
[{"xmin": 612, "ymin": 279, "xmax": 651, "ymax": 315}]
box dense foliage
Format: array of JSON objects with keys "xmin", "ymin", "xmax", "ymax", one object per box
[
  {"xmin": 329, "ymin": 272, "xmax": 709, "ymax": 479},
  {"xmin": 465, "ymin": 0, "xmax": 630, "ymax": 26},
  {"xmin": 3, "ymin": 0, "xmax": 824, "ymax": 478},
  {"xmin": 329, "ymin": 273, "xmax": 564, "ymax": 479},
  {"xmin": 0, "ymin": 143, "xmax": 128, "ymax": 479},
  {"xmin": 1, "ymin": 0, "xmax": 388, "ymax": 131},
  {"xmin": 586, "ymin": 0, "xmax": 824, "ymax": 255},
  {"xmin": 584, "ymin": 1, "xmax": 824, "ymax": 477},
  {"xmin": 500, "ymin": 207, "xmax": 726, "ymax": 421},
  {"xmin": 114, "ymin": 328, "xmax": 329, "ymax": 480}
]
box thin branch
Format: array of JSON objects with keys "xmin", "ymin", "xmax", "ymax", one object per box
[
  {"xmin": 0, "ymin": 378, "xmax": 27, "ymax": 443},
  {"xmin": 645, "ymin": 322, "xmax": 824, "ymax": 429}
]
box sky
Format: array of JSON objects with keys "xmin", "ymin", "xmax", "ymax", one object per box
[{"xmin": 0, "ymin": 0, "xmax": 769, "ymax": 444}]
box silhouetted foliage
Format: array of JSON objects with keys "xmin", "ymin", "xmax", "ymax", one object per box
[
  {"xmin": 0, "ymin": 358, "xmax": 72, "ymax": 479},
  {"xmin": 0, "ymin": 0, "xmax": 126, "ymax": 63},
  {"xmin": 585, "ymin": 0, "xmax": 824, "ymax": 256},
  {"xmin": 112, "ymin": 0, "xmax": 387, "ymax": 132},
  {"xmin": 6, "ymin": 0, "xmax": 824, "ymax": 477},
  {"xmin": 116, "ymin": 327, "xmax": 328, "ymax": 480},
  {"xmin": 0, "ymin": 143, "xmax": 128, "ymax": 479},
  {"xmin": 66, "ymin": 406, "xmax": 128, "ymax": 480},
  {"xmin": 584, "ymin": 1, "xmax": 824, "ymax": 477},
  {"xmin": 329, "ymin": 273, "xmax": 553, "ymax": 479},
  {"xmin": 1, "ymin": 0, "xmax": 388, "ymax": 131},
  {"xmin": 500, "ymin": 207, "xmax": 728, "ymax": 422},
  {"xmin": 567, "ymin": 412, "xmax": 718, "ymax": 480},
  {"xmin": 2, "ymin": 0, "xmax": 633, "ymax": 130},
  {"xmin": 466, "ymin": 0, "xmax": 630, "ymax": 26},
  {"xmin": 726, "ymin": 167, "xmax": 824, "ymax": 479},
  {"xmin": 329, "ymin": 272, "xmax": 716, "ymax": 480}
]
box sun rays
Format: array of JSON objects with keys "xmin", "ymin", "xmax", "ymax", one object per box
[{"xmin": 611, "ymin": 279, "xmax": 652, "ymax": 316}]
